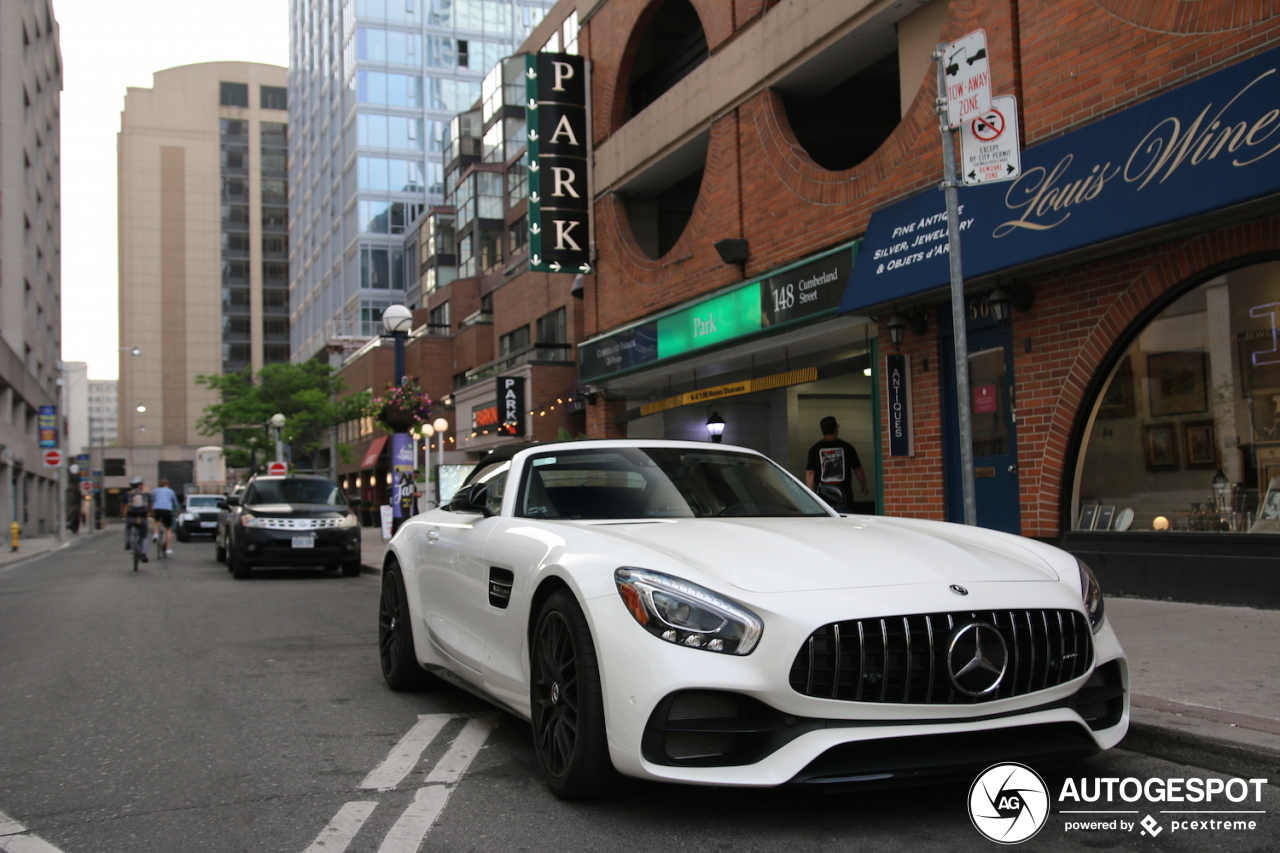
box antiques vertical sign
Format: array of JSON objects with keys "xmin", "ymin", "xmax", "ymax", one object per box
[
  {"xmin": 887, "ymin": 354, "xmax": 913, "ymax": 456},
  {"xmin": 526, "ymin": 52, "xmax": 590, "ymax": 274}
]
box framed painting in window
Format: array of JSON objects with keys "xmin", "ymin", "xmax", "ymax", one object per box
[
  {"xmin": 1096, "ymin": 356, "xmax": 1135, "ymax": 419},
  {"xmin": 1147, "ymin": 351, "xmax": 1208, "ymax": 416},
  {"xmin": 1182, "ymin": 420, "xmax": 1218, "ymax": 469},
  {"xmin": 1143, "ymin": 423, "xmax": 1179, "ymax": 471}
]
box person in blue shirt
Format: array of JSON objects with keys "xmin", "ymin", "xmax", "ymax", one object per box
[{"xmin": 151, "ymin": 478, "xmax": 180, "ymax": 555}]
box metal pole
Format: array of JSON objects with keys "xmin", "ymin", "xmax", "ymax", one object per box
[{"xmin": 936, "ymin": 45, "xmax": 978, "ymax": 526}]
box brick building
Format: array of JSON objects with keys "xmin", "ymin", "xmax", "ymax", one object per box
[
  {"xmin": 337, "ymin": 0, "xmax": 1280, "ymax": 603},
  {"xmin": 574, "ymin": 0, "xmax": 1280, "ymax": 605}
]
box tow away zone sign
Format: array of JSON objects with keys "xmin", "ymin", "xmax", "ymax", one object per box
[{"xmin": 961, "ymin": 95, "xmax": 1021, "ymax": 185}]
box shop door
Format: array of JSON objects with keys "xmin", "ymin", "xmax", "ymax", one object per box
[{"xmin": 941, "ymin": 316, "xmax": 1021, "ymax": 534}]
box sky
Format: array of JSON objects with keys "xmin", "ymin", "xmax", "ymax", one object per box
[{"xmin": 55, "ymin": 0, "xmax": 289, "ymax": 380}]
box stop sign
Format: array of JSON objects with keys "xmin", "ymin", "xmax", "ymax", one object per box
[
  {"xmin": 42, "ymin": 449, "xmax": 63, "ymax": 468},
  {"xmin": 267, "ymin": 461, "xmax": 288, "ymax": 476}
]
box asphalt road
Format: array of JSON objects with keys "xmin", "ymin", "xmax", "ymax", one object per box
[{"xmin": 0, "ymin": 533, "xmax": 1274, "ymax": 853}]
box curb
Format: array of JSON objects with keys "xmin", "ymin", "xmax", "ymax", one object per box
[{"xmin": 1120, "ymin": 707, "xmax": 1280, "ymax": 779}]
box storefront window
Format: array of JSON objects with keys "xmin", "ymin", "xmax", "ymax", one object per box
[{"xmin": 1075, "ymin": 262, "xmax": 1280, "ymax": 533}]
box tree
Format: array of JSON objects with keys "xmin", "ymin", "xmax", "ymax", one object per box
[{"xmin": 195, "ymin": 362, "xmax": 371, "ymax": 473}]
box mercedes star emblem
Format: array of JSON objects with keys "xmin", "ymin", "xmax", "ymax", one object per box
[{"xmin": 947, "ymin": 622, "xmax": 1009, "ymax": 697}]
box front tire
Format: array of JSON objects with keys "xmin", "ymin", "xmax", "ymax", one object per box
[
  {"xmin": 530, "ymin": 589, "xmax": 620, "ymax": 799},
  {"xmin": 215, "ymin": 532, "xmax": 226, "ymax": 564},
  {"xmin": 378, "ymin": 563, "xmax": 434, "ymax": 690},
  {"xmin": 229, "ymin": 546, "xmax": 251, "ymax": 580}
]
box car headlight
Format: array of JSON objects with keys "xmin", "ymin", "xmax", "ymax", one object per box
[
  {"xmin": 1078, "ymin": 558, "xmax": 1105, "ymax": 633},
  {"xmin": 178, "ymin": 513, "xmax": 193, "ymax": 523},
  {"xmin": 614, "ymin": 567, "xmax": 763, "ymax": 655},
  {"xmin": 239, "ymin": 512, "xmax": 263, "ymax": 528},
  {"xmin": 337, "ymin": 512, "xmax": 359, "ymax": 528}
]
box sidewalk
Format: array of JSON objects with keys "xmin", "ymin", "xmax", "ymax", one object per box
[
  {"xmin": 0, "ymin": 525, "xmax": 105, "ymax": 571},
  {"xmin": 13, "ymin": 524, "xmax": 1278, "ymax": 776},
  {"xmin": 1104, "ymin": 596, "xmax": 1280, "ymax": 777}
]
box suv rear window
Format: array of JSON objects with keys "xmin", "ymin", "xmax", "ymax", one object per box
[{"xmin": 244, "ymin": 479, "xmax": 345, "ymax": 506}]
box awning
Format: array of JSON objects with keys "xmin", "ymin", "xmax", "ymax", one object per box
[{"xmin": 360, "ymin": 435, "xmax": 388, "ymax": 469}]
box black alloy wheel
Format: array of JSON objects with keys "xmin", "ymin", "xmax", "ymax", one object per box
[
  {"xmin": 378, "ymin": 564, "xmax": 434, "ymax": 690},
  {"xmin": 530, "ymin": 589, "xmax": 619, "ymax": 799}
]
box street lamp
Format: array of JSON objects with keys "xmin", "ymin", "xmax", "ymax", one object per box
[
  {"xmin": 432, "ymin": 417, "xmax": 448, "ymax": 503},
  {"xmin": 706, "ymin": 412, "xmax": 725, "ymax": 443},
  {"xmin": 382, "ymin": 304, "xmax": 413, "ymax": 386},
  {"xmin": 270, "ymin": 413, "xmax": 286, "ymax": 463}
]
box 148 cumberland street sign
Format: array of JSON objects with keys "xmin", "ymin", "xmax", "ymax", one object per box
[{"xmin": 525, "ymin": 52, "xmax": 591, "ymax": 274}]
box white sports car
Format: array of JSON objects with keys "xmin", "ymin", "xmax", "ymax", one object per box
[{"xmin": 378, "ymin": 440, "xmax": 1128, "ymax": 798}]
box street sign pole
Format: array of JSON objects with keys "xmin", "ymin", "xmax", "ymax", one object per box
[{"xmin": 936, "ymin": 43, "xmax": 978, "ymax": 527}]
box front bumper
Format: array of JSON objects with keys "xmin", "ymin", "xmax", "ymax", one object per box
[
  {"xmin": 585, "ymin": 594, "xmax": 1129, "ymax": 787},
  {"xmin": 178, "ymin": 514, "xmax": 220, "ymax": 536},
  {"xmin": 236, "ymin": 526, "xmax": 360, "ymax": 567}
]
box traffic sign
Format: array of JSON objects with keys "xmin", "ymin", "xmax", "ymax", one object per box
[
  {"xmin": 80, "ymin": 480, "xmax": 93, "ymax": 494},
  {"xmin": 267, "ymin": 461, "xmax": 288, "ymax": 476},
  {"xmin": 961, "ymin": 95, "xmax": 1021, "ymax": 185},
  {"xmin": 943, "ymin": 29, "xmax": 991, "ymax": 127},
  {"xmin": 42, "ymin": 449, "xmax": 63, "ymax": 468}
]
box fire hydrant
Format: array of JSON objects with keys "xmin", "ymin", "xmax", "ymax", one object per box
[{"xmin": 10, "ymin": 521, "xmax": 20, "ymax": 552}]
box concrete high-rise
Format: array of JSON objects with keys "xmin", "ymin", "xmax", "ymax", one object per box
[
  {"xmin": 287, "ymin": 0, "xmax": 556, "ymax": 361},
  {"xmin": 0, "ymin": 0, "xmax": 62, "ymax": 533},
  {"xmin": 114, "ymin": 62, "xmax": 288, "ymax": 494}
]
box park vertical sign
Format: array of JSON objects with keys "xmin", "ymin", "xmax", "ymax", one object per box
[{"xmin": 526, "ymin": 52, "xmax": 591, "ymax": 274}]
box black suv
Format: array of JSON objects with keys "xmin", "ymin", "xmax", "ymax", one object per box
[{"xmin": 218, "ymin": 475, "xmax": 361, "ymax": 579}]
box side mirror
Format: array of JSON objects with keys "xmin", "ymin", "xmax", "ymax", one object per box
[
  {"xmin": 447, "ymin": 482, "xmax": 492, "ymax": 517},
  {"xmin": 223, "ymin": 496, "xmax": 241, "ymax": 507}
]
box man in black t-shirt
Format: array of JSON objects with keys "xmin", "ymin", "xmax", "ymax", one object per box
[{"xmin": 805, "ymin": 416, "xmax": 868, "ymax": 511}]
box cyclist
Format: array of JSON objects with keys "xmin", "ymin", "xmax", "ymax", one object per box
[
  {"xmin": 121, "ymin": 476, "xmax": 151, "ymax": 563},
  {"xmin": 151, "ymin": 478, "xmax": 179, "ymax": 555}
]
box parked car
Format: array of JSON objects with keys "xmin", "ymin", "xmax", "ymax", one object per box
[
  {"xmin": 377, "ymin": 440, "xmax": 1128, "ymax": 799},
  {"xmin": 219, "ymin": 475, "xmax": 361, "ymax": 578},
  {"xmin": 174, "ymin": 494, "xmax": 222, "ymax": 542},
  {"xmin": 214, "ymin": 483, "xmax": 244, "ymax": 563}
]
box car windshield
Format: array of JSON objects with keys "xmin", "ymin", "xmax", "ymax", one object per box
[
  {"xmin": 186, "ymin": 496, "xmax": 219, "ymax": 508},
  {"xmin": 244, "ymin": 479, "xmax": 345, "ymax": 506},
  {"xmin": 515, "ymin": 447, "xmax": 830, "ymax": 519}
]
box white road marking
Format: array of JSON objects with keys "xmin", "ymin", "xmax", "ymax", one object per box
[
  {"xmin": 0, "ymin": 810, "xmax": 26, "ymax": 836},
  {"xmin": 359, "ymin": 714, "xmax": 452, "ymax": 792},
  {"xmin": 0, "ymin": 833, "xmax": 68, "ymax": 853},
  {"xmin": 375, "ymin": 787, "xmax": 449, "ymax": 853},
  {"xmin": 305, "ymin": 712, "xmax": 499, "ymax": 853},
  {"xmin": 0, "ymin": 810, "xmax": 67, "ymax": 853},
  {"xmin": 424, "ymin": 713, "xmax": 498, "ymax": 784},
  {"xmin": 301, "ymin": 801, "xmax": 377, "ymax": 853}
]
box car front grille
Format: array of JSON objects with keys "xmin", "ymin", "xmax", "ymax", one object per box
[
  {"xmin": 252, "ymin": 517, "xmax": 347, "ymax": 530},
  {"xmin": 789, "ymin": 609, "xmax": 1093, "ymax": 704}
]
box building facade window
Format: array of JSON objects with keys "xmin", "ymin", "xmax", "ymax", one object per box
[
  {"xmin": 220, "ymin": 81, "xmax": 249, "ymax": 107},
  {"xmin": 261, "ymin": 85, "xmax": 288, "ymax": 110}
]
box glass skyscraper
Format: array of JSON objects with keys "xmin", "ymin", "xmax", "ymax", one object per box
[{"xmin": 287, "ymin": 0, "xmax": 555, "ymax": 361}]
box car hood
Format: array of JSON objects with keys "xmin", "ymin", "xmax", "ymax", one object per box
[
  {"xmin": 243, "ymin": 503, "xmax": 352, "ymax": 517},
  {"xmin": 578, "ymin": 515, "xmax": 1061, "ymax": 593}
]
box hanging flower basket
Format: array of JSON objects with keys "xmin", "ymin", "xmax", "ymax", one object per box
[{"xmin": 369, "ymin": 379, "xmax": 433, "ymax": 433}]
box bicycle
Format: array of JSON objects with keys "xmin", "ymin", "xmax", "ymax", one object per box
[
  {"xmin": 153, "ymin": 523, "xmax": 166, "ymax": 562},
  {"xmin": 127, "ymin": 519, "xmax": 148, "ymax": 571}
]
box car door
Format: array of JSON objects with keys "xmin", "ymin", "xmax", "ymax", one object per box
[
  {"xmin": 480, "ymin": 513, "xmax": 565, "ymax": 710},
  {"xmin": 414, "ymin": 465, "xmax": 507, "ymax": 678}
]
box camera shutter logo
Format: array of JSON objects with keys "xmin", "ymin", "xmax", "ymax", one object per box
[{"xmin": 969, "ymin": 763, "xmax": 1050, "ymax": 844}]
